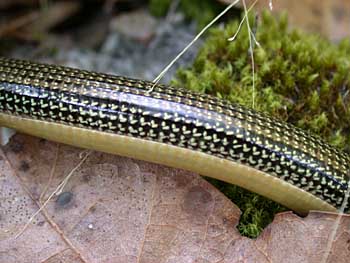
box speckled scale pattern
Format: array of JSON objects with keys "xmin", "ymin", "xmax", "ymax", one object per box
[{"xmin": 0, "ymin": 57, "xmax": 349, "ymax": 211}]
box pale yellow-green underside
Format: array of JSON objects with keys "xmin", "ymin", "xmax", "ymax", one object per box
[{"xmin": 0, "ymin": 112, "xmax": 337, "ymax": 215}]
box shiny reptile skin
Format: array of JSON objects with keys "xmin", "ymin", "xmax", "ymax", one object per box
[{"xmin": 0, "ymin": 57, "xmax": 349, "ymax": 211}]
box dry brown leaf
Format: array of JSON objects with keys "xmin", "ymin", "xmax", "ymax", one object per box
[
  {"xmin": 0, "ymin": 1, "xmax": 80, "ymax": 40},
  {"xmin": 0, "ymin": 0, "xmax": 39, "ymax": 9},
  {"xmin": 219, "ymin": 0, "xmax": 350, "ymax": 41},
  {"xmin": 1, "ymin": 134, "xmax": 350, "ymax": 263}
]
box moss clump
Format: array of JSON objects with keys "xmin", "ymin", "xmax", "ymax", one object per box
[
  {"xmin": 149, "ymin": 0, "xmax": 225, "ymax": 29},
  {"xmin": 207, "ymin": 178, "xmax": 285, "ymax": 238},
  {"xmin": 173, "ymin": 11, "xmax": 350, "ymax": 238}
]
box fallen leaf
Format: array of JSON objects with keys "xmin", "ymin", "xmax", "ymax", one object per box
[
  {"xmin": 219, "ymin": 0, "xmax": 350, "ymax": 41},
  {"xmin": 0, "ymin": 1, "xmax": 80, "ymax": 40},
  {"xmin": 0, "ymin": 134, "xmax": 349, "ymax": 263},
  {"xmin": 0, "ymin": 0, "xmax": 39, "ymax": 9}
]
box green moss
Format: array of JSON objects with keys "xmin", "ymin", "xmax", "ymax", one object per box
[
  {"xmin": 173, "ymin": 11, "xmax": 350, "ymax": 238},
  {"xmin": 207, "ymin": 178, "xmax": 286, "ymax": 238},
  {"xmin": 149, "ymin": 0, "xmax": 225, "ymax": 29}
]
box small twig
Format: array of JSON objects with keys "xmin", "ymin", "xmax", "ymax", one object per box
[
  {"xmin": 56, "ymin": 150, "xmax": 91, "ymax": 195},
  {"xmin": 242, "ymin": 0, "xmax": 256, "ymax": 108},
  {"xmin": 321, "ymin": 173, "xmax": 350, "ymax": 263},
  {"xmin": 40, "ymin": 144, "xmax": 60, "ymax": 202},
  {"xmin": 0, "ymin": 12, "xmax": 39, "ymax": 38},
  {"xmin": 15, "ymin": 150, "xmax": 92, "ymax": 239},
  {"xmin": 227, "ymin": 0, "xmax": 258, "ymax": 42},
  {"xmin": 269, "ymin": 0, "xmax": 273, "ymax": 10},
  {"xmin": 228, "ymin": 0, "xmax": 259, "ymax": 109},
  {"xmin": 148, "ymin": 0, "xmax": 241, "ymax": 93},
  {"xmin": 250, "ymin": 13, "xmax": 260, "ymax": 49}
]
